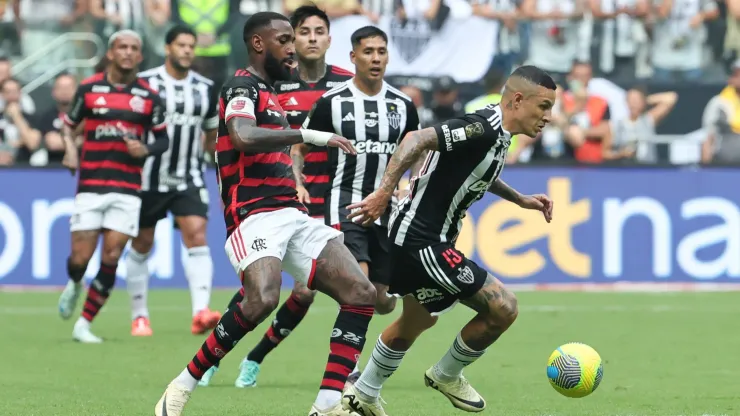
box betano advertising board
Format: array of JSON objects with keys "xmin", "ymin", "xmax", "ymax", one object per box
[{"xmin": 0, "ymin": 168, "xmax": 738, "ymax": 288}]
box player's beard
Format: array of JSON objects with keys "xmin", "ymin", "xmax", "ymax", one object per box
[
  {"xmin": 264, "ymin": 51, "xmax": 293, "ymax": 82},
  {"xmin": 169, "ymin": 56, "xmax": 190, "ymax": 72}
]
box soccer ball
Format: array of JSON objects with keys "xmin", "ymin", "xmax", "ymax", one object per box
[{"xmin": 546, "ymin": 342, "xmax": 603, "ymax": 398}]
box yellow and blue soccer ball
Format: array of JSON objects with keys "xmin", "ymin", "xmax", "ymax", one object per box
[{"xmin": 546, "ymin": 342, "xmax": 603, "ymax": 398}]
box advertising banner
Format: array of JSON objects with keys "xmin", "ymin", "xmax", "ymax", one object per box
[{"xmin": 1, "ymin": 167, "xmax": 739, "ymax": 289}]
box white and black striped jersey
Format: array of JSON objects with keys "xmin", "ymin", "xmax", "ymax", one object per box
[
  {"xmin": 389, "ymin": 104, "xmax": 511, "ymax": 248},
  {"xmin": 302, "ymin": 80, "xmax": 420, "ymax": 226},
  {"xmin": 138, "ymin": 66, "xmax": 219, "ymax": 192}
]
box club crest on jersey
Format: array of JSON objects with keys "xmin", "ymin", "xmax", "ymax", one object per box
[
  {"xmin": 387, "ymin": 109, "xmax": 402, "ymax": 129},
  {"xmin": 129, "ymin": 96, "xmax": 145, "ymax": 113},
  {"xmin": 280, "ymin": 83, "xmax": 300, "ymax": 91}
]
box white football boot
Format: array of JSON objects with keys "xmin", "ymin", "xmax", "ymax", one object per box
[
  {"xmin": 342, "ymin": 384, "xmax": 389, "ymax": 416},
  {"xmin": 308, "ymin": 402, "xmax": 361, "ymax": 416},
  {"xmin": 423, "ymin": 367, "xmax": 486, "ymax": 412},
  {"xmin": 72, "ymin": 319, "xmax": 103, "ymax": 344},
  {"xmin": 154, "ymin": 383, "xmax": 192, "ymax": 416}
]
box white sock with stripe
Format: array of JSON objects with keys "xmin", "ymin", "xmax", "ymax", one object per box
[
  {"xmin": 433, "ymin": 332, "xmax": 486, "ymax": 382},
  {"xmin": 355, "ymin": 337, "xmax": 406, "ymax": 399}
]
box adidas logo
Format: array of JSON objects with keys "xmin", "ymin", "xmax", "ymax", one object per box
[
  {"xmin": 285, "ymin": 97, "xmax": 298, "ymax": 107},
  {"xmin": 268, "ymin": 98, "xmax": 276, "ymax": 106},
  {"xmin": 343, "ymin": 112, "xmax": 355, "ymax": 122},
  {"xmin": 95, "ymin": 96, "xmax": 107, "ymax": 106}
]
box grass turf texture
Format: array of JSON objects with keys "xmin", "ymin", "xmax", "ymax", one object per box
[{"xmin": 2, "ymin": 290, "xmax": 736, "ymax": 416}]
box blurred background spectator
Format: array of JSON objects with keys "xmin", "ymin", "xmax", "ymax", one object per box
[{"xmin": 0, "ymin": 0, "xmax": 736, "ymax": 166}]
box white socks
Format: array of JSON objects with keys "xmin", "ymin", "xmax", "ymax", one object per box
[
  {"xmin": 314, "ymin": 390, "xmax": 342, "ymax": 410},
  {"xmin": 355, "ymin": 337, "xmax": 406, "ymax": 399},
  {"xmin": 433, "ymin": 332, "xmax": 486, "ymax": 382},
  {"xmin": 184, "ymin": 246, "xmax": 214, "ymax": 316},
  {"xmin": 126, "ymin": 248, "xmax": 150, "ymax": 320},
  {"xmin": 174, "ymin": 368, "xmax": 198, "ymax": 391}
]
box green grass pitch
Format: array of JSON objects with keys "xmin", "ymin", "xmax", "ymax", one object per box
[{"xmin": 2, "ymin": 289, "xmax": 737, "ymax": 416}]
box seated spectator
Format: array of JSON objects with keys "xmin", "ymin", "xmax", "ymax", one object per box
[
  {"xmin": 702, "ymin": 59, "xmax": 740, "ymax": 163},
  {"xmin": 429, "ymin": 75, "xmax": 464, "ymax": 124},
  {"xmin": 0, "ymin": 77, "xmax": 41, "ymax": 165},
  {"xmin": 519, "ymin": 84, "xmax": 585, "ymax": 162},
  {"xmin": 606, "ymin": 86, "xmax": 677, "ymax": 163},
  {"xmin": 0, "ymin": 57, "xmax": 36, "ymax": 114},
  {"xmin": 36, "ymin": 73, "xmax": 79, "ymax": 164}
]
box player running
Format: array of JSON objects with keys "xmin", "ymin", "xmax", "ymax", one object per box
[
  {"xmin": 56, "ymin": 30, "xmax": 170, "ymax": 343},
  {"xmin": 196, "ymin": 4, "xmax": 355, "ymax": 388},
  {"xmin": 127, "ymin": 25, "xmax": 221, "ymax": 337},
  {"xmin": 339, "ymin": 65, "xmax": 556, "ymax": 415},
  {"xmin": 155, "ymin": 12, "xmax": 375, "ymax": 416}
]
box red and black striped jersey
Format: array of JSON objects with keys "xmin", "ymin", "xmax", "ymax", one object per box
[
  {"xmin": 63, "ymin": 72, "xmax": 169, "ymax": 196},
  {"xmin": 275, "ymin": 65, "xmax": 353, "ymax": 218},
  {"xmin": 215, "ymin": 69, "xmax": 305, "ymax": 236}
]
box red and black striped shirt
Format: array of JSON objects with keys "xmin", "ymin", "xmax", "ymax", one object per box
[
  {"xmin": 275, "ymin": 65, "xmax": 353, "ymax": 218},
  {"xmin": 216, "ymin": 69, "xmax": 305, "ymax": 236},
  {"xmin": 63, "ymin": 72, "xmax": 169, "ymax": 196}
]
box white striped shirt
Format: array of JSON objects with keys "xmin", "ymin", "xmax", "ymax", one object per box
[{"xmin": 138, "ymin": 66, "xmax": 218, "ymax": 192}]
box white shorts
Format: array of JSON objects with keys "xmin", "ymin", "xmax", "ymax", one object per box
[
  {"xmin": 69, "ymin": 192, "xmax": 142, "ymax": 237},
  {"xmin": 224, "ymin": 208, "xmax": 343, "ymax": 287}
]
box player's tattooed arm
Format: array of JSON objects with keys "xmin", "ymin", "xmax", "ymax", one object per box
[
  {"xmin": 203, "ymin": 129, "xmax": 218, "ymax": 160},
  {"xmin": 487, "ymin": 178, "xmax": 523, "ymax": 203},
  {"xmin": 290, "ymin": 143, "xmax": 310, "ymax": 188},
  {"xmin": 378, "ymin": 128, "xmax": 439, "ymax": 196},
  {"xmin": 227, "ymin": 117, "xmax": 304, "ymax": 152}
]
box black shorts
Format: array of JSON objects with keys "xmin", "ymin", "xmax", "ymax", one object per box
[
  {"xmin": 139, "ymin": 188, "xmax": 209, "ymax": 228},
  {"xmin": 388, "ymin": 243, "xmax": 488, "ymax": 315},
  {"xmin": 335, "ymin": 221, "xmax": 391, "ymax": 286}
]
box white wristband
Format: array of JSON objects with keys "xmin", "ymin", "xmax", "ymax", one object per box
[{"xmin": 300, "ymin": 129, "xmax": 334, "ymax": 146}]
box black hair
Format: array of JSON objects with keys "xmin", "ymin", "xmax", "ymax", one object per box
[
  {"xmin": 94, "ymin": 56, "xmax": 109, "ymax": 73},
  {"xmin": 243, "ymin": 12, "xmax": 291, "ymax": 48},
  {"xmin": 350, "ymin": 26, "xmax": 388, "ymax": 48},
  {"xmin": 510, "ymin": 65, "xmax": 556, "ymax": 90},
  {"xmin": 166, "ymin": 25, "xmax": 197, "ymax": 45},
  {"xmin": 290, "ymin": 4, "xmax": 330, "ymax": 31},
  {"xmin": 0, "ymin": 56, "xmax": 9, "ymax": 64},
  {"xmin": 0, "ymin": 77, "xmax": 20, "ymax": 90}
]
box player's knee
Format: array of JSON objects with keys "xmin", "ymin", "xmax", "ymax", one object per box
[
  {"xmin": 182, "ymin": 229, "xmax": 207, "ymax": 248},
  {"xmin": 487, "ymin": 290, "xmax": 518, "ymax": 329},
  {"xmin": 131, "ymin": 235, "xmax": 154, "ymax": 254},
  {"xmin": 291, "ymin": 286, "xmax": 316, "ymax": 306},
  {"xmin": 69, "ymin": 252, "xmax": 92, "ymax": 268},
  {"xmin": 101, "ymin": 246, "xmax": 124, "ymax": 264},
  {"xmin": 343, "ymin": 278, "xmax": 376, "ymax": 306},
  {"xmin": 374, "ymin": 293, "xmax": 397, "ymax": 315},
  {"xmin": 241, "ymin": 290, "xmax": 280, "ymax": 322}
]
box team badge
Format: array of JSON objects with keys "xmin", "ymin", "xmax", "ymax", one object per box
[
  {"xmin": 387, "ymin": 106, "xmax": 401, "ymax": 129},
  {"xmin": 129, "ymin": 96, "xmax": 145, "ymax": 113}
]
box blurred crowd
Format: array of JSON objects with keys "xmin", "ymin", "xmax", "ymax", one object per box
[{"xmin": 2, "ymin": 0, "xmax": 740, "ymax": 167}]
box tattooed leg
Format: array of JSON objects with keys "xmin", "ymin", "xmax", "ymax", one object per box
[
  {"xmin": 427, "ymin": 274, "xmax": 518, "ymax": 391},
  {"xmin": 310, "ymin": 237, "xmax": 377, "ymax": 410},
  {"xmin": 459, "ymin": 274, "xmax": 519, "ymax": 350}
]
